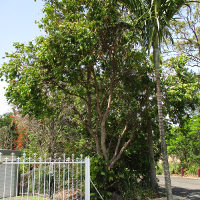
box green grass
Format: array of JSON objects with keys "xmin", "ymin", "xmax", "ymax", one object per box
[
  {"xmin": 156, "ymin": 163, "xmax": 163, "ymax": 175},
  {"xmin": 169, "ymin": 163, "xmax": 180, "ymax": 174},
  {"xmin": 3, "ymin": 196, "xmax": 48, "ymax": 200},
  {"xmin": 156, "ymin": 163, "xmax": 181, "ymax": 175},
  {"xmin": 186, "ymin": 164, "xmax": 199, "ymax": 175},
  {"xmin": 156, "ymin": 163, "xmax": 199, "ymax": 176}
]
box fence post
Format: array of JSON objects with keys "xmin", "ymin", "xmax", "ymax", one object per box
[
  {"xmin": 85, "ymin": 157, "xmax": 90, "ymax": 200},
  {"xmin": 181, "ymin": 167, "xmax": 184, "ymax": 177}
]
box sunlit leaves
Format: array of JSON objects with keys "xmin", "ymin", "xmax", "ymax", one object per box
[{"xmin": 163, "ymin": 55, "xmax": 199, "ymax": 124}]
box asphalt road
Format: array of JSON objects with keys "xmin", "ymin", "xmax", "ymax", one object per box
[{"xmin": 157, "ymin": 175, "xmax": 200, "ymax": 200}]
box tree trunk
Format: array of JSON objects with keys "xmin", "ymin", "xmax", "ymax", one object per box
[
  {"xmin": 153, "ymin": 36, "xmax": 173, "ymax": 200},
  {"xmin": 147, "ymin": 119, "xmax": 158, "ymax": 192}
]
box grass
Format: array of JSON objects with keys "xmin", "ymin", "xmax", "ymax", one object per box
[
  {"xmin": 3, "ymin": 196, "xmax": 48, "ymax": 200},
  {"xmin": 156, "ymin": 163, "xmax": 181, "ymax": 175},
  {"xmin": 156, "ymin": 163, "xmax": 163, "ymax": 175},
  {"xmin": 156, "ymin": 163, "xmax": 200, "ymax": 176},
  {"xmin": 186, "ymin": 163, "xmax": 199, "ymax": 175}
]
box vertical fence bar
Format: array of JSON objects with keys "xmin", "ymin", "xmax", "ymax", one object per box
[
  {"xmin": 53, "ymin": 154, "xmax": 56, "ymax": 200},
  {"xmin": 76, "ymin": 158, "xmax": 78, "ymax": 199},
  {"xmin": 38, "ymin": 157, "xmax": 42, "ymax": 200},
  {"xmin": 16, "ymin": 157, "xmax": 20, "ymax": 200},
  {"xmin": 72, "ymin": 154, "xmax": 74, "ymax": 200},
  {"xmin": 27, "ymin": 157, "xmax": 31, "ymax": 200},
  {"xmin": 48, "ymin": 157, "xmax": 51, "ymax": 199},
  {"xmin": 53, "ymin": 162, "xmax": 56, "ymax": 200},
  {"xmin": 63, "ymin": 154, "xmax": 65, "ymax": 200},
  {"xmin": 80, "ymin": 154, "xmax": 83, "ymax": 200},
  {"xmin": 85, "ymin": 157, "xmax": 90, "ymax": 200},
  {"xmin": 43, "ymin": 153, "xmax": 48, "ymax": 198},
  {"xmin": 67, "ymin": 158, "xmax": 70, "ymax": 200},
  {"xmin": 10, "ymin": 153, "xmax": 14, "ymax": 198},
  {"xmin": 21, "ymin": 153, "xmax": 26, "ymax": 199},
  {"xmin": 58, "ymin": 157, "xmax": 61, "ymax": 194},
  {"xmin": 44, "ymin": 154, "xmax": 47, "ymax": 198},
  {"xmin": 33, "ymin": 153, "xmax": 36, "ymax": 197},
  {"xmin": 3, "ymin": 157, "xmax": 8, "ymax": 200}
]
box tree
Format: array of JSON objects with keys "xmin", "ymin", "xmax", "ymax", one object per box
[
  {"xmin": 168, "ymin": 114, "xmax": 200, "ymax": 165},
  {"xmin": 1, "ymin": 0, "xmax": 158, "ymax": 198},
  {"xmin": 0, "ymin": 113, "xmax": 18, "ymax": 149},
  {"xmin": 119, "ymin": 0, "xmax": 191, "ymax": 199},
  {"xmin": 171, "ymin": 2, "xmax": 200, "ymax": 67},
  {"xmin": 163, "ymin": 55, "xmax": 199, "ymax": 125},
  {"xmin": 11, "ymin": 107, "xmax": 82, "ymax": 158},
  {"xmin": 162, "ymin": 55, "xmax": 200, "ymax": 166}
]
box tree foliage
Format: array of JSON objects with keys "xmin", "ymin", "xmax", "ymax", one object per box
[
  {"xmin": 0, "ymin": 0, "xmax": 159, "ymax": 198},
  {"xmin": 163, "ymin": 55, "xmax": 200, "ymax": 125},
  {"xmin": 0, "ymin": 112, "xmax": 18, "ymax": 149},
  {"xmin": 1, "ymin": 0, "xmax": 200, "ymax": 199},
  {"xmin": 171, "ymin": 2, "xmax": 200, "ymax": 67},
  {"xmin": 168, "ymin": 114, "xmax": 200, "ymax": 164}
]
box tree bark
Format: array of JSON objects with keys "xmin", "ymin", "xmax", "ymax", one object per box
[
  {"xmin": 153, "ymin": 35, "xmax": 173, "ymax": 200},
  {"xmin": 147, "ymin": 119, "xmax": 158, "ymax": 192}
]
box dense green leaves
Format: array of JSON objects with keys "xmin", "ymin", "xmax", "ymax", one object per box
[
  {"xmin": 0, "ymin": 113, "xmax": 18, "ymax": 149},
  {"xmin": 168, "ymin": 114, "xmax": 200, "ymax": 164},
  {"xmin": 1, "ymin": 0, "xmax": 200, "ymax": 199},
  {"xmin": 163, "ymin": 55, "xmax": 199, "ymax": 125}
]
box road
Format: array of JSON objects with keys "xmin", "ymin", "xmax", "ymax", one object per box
[{"xmin": 157, "ymin": 175, "xmax": 200, "ymax": 200}]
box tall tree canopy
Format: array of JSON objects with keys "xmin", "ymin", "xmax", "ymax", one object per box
[
  {"xmin": 171, "ymin": 2, "xmax": 200, "ymax": 67},
  {"xmin": 0, "ymin": 1, "xmax": 158, "ymax": 198},
  {"xmin": 1, "ymin": 0, "xmax": 199, "ymax": 199},
  {"xmin": 118, "ymin": 0, "xmax": 195, "ymax": 199}
]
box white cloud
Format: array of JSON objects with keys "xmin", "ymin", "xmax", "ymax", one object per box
[{"xmin": 0, "ymin": 81, "xmax": 12, "ymax": 115}]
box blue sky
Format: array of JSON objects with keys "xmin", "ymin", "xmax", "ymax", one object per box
[{"xmin": 0, "ymin": 0, "xmax": 44, "ymax": 115}]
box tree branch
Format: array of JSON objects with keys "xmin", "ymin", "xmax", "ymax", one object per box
[
  {"xmin": 100, "ymin": 70, "xmax": 116, "ymax": 161},
  {"xmin": 108, "ymin": 123, "xmax": 138, "ymax": 170},
  {"xmin": 91, "ymin": 67, "xmax": 102, "ymax": 121},
  {"xmin": 113, "ymin": 124, "xmax": 128, "ymax": 159}
]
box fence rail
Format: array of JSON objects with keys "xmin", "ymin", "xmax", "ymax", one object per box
[{"xmin": 0, "ymin": 153, "xmax": 90, "ymax": 200}]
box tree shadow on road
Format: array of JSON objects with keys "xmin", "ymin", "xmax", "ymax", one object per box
[
  {"xmin": 172, "ymin": 186, "xmax": 200, "ymax": 200},
  {"xmin": 159, "ymin": 186, "xmax": 200, "ymax": 200}
]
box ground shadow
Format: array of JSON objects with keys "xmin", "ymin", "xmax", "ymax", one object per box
[
  {"xmin": 159, "ymin": 186, "xmax": 200, "ymax": 200},
  {"xmin": 172, "ymin": 186, "xmax": 200, "ymax": 200}
]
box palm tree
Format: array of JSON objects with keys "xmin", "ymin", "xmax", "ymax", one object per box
[{"xmin": 119, "ymin": 0, "xmax": 188, "ymax": 199}]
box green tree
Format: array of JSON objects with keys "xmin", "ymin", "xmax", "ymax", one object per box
[
  {"xmin": 0, "ymin": 113, "xmax": 18, "ymax": 149},
  {"xmin": 119, "ymin": 0, "xmax": 191, "ymax": 199},
  {"xmin": 1, "ymin": 1, "xmax": 158, "ymax": 198},
  {"xmin": 13, "ymin": 109, "xmax": 83, "ymax": 158},
  {"xmin": 171, "ymin": 2, "xmax": 200, "ymax": 67},
  {"xmin": 163, "ymin": 55, "xmax": 200, "ymax": 167},
  {"xmin": 163, "ymin": 55, "xmax": 199, "ymax": 125},
  {"xmin": 168, "ymin": 114, "xmax": 200, "ymax": 165}
]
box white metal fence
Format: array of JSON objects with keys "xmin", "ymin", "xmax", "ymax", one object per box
[{"xmin": 0, "ymin": 153, "xmax": 90, "ymax": 200}]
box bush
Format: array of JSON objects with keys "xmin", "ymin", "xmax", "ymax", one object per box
[
  {"xmin": 169, "ymin": 163, "xmax": 181, "ymax": 174},
  {"xmin": 156, "ymin": 164, "xmax": 163, "ymax": 175},
  {"xmin": 156, "ymin": 162, "xmax": 200, "ymax": 176},
  {"xmin": 186, "ymin": 164, "xmax": 199, "ymax": 175},
  {"xmin": 90, "ymin": 153, "xmax": 157, "ymax": 200},
  {"xmin": 121, "ymin": 174, "xmax": 155, "ymax": 200}
]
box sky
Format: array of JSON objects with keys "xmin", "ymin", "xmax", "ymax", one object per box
[{"xmin": 0, "ymin": 0, "xmax": 44, "ymax": 115}]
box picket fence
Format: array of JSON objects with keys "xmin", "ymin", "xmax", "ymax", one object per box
[{"xmin": 0, "ymin": 153, "xmax": 90, "ymax": 200}]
